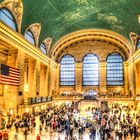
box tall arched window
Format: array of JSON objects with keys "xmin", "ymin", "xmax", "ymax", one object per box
[
  {"xmin": 60, "ymin": 55, "xmax": 75, "ymax": 86},
  {"xmin": 24, "ymin": 30, "xmax": 36, "ymax": 45},
  {"xmin": 0, "ymin": 8, "xmax": 17, "ymax": 31},
  {"xmin": 107, "ymin": 53, "xmax": 124, "ymax": 86},
  {"xmin": 136, "ymin": 38, "xmax": 140, "ymax": 49},
  {"xmin": 83, "ymin": 54, "xmax": 99, "ymax": 86},
  {"xmin": 40, "ymin": 43, "xmax": 46, "ymax": 54}
]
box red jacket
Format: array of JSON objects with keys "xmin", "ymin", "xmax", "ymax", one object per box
[{"xmin": 36, "ymin": 135, "xmax": 41, "ymax": 140}]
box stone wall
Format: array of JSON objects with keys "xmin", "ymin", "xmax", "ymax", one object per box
[{"xmin": 58, "ymin": 40, "xmax": 128, "ymax": 95}]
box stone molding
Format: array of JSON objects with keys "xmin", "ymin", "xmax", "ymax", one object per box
[
  {"xmin": 50, "ymin": 29, "xmax": 133, "ymax": 60},
  {"xmin": 0, "ymin": 22, "xmax": 57, "ymax": 68}
]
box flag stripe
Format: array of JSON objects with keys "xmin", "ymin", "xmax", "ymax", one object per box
[
  {"xmin": 0, "ymin": 81, "xmax": 19, "ymax": 86},
  {"xmin": 0, "ymin": 64, "xmax": 20, "ymax": 86},
  {"xmin": 10, "ymin": 71, "xmax": 20, "ymax": 75},
  {"xmin": 1, "ymin": 75, "xmax": 19, "ymax": 79},
  {"xmin": 0, "ymin": 80, "xmax": 19, "ymax": 84},
  {"xmin": 8, "ymin": 66, "xmax": 19, "ymax": 71},
  {"xmin": 0, "ymin": 77, "xmax": 19, "ymax": 82}
]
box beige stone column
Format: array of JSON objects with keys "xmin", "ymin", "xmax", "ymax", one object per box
[
  {"xmin": 28, "ymin": 59, "xmax": 36, "ymax": 97},
  {"xmin": 45, "ymin": 66, "xmax": 49, "ymax": 96},
  {"xmin": 36, "ymin": 61, "xmax": 40, "ymax": 96},
  {"xmin": 16, "ymin": 50, "xmax": 25, "ymax": 94},
  {"xmin": 40, "ymin": 64, "xmax": 49, "ymax": 96},
  {"xmin": 99, "ymin": 62, "xmax": 106, "ymax": 94},
  {"xmin": 23, "ymin": 61, "xmax": 28, "ymax": 105},
  {"xmin": 48, "ymin": 62, "xmax": 54, "ymax": 97},
  {"xmin": 124, "ymin": 62, "xmax": 129, "ymax": 95},
  {"xmin": 48, "ymin": 62, "xmax": 57, "ymax": 97},
  {"xmin": 75, "ymin": 63, "xmax": 82, "ymax": 93},
  {"xmin": 48, "ymin": 62, "xmax": 51, "ymax": 96},
  {"xmin": 135, "ymin": 62, "xmax": 140, "ymax": 95},
  {"xmin": 128, "ymin": 59, "xmax": 136, "ymax": 97},
  {"xmin": 15, "ymin": 50, "xmax": 25, "ymax": 113},
  {"xmin": 54, "ymin": 64, "xmax": 60, "ymax": 96}
]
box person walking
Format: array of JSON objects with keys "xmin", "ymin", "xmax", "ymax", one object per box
[
  {"xmin": 133, "ymin": 125, "xmax": 138, "ymax": 140},
  {"xmin": 123, "ymin": 129, "xmax": 128, "ymax": 140},
  {"xmin": 2, "ymin": 130, "xmax": 8, "ymax": 140},
  {"xmin": 36, "ymin": 134, "xmax": 41, "ymax": 140},
  {"xmin": 24, "ymin": 129, "xmax": 28, "ymax": 140},
  {"xmin": 0, "ymin": 131, "xmax": 2, "ymax": 140},
  {"xmin": 14, "ymin": 133, "xmax": 18, "ymax": 140}
]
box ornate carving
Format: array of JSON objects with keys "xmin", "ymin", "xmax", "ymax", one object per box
[
  {"xmin": 0, "ymin": 0, "xmax": 23, "ymax": 32},
  {"xmin": 25, "ymin": 23, "xmax": 41, "ymax": 47},
  {"xmin": 42, "ymin": 37, "xmax": 52, "ymax": 54},
  {"xmin": 129, "ymin": 32, "xmax": 139, "ymax": 51}
]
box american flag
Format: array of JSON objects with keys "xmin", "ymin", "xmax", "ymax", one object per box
[{"xmin": 0, "ymin": 64, "xmax": 20, "ymax": 86}]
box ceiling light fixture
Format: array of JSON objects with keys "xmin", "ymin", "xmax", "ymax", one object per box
[{"xmin": 138, "ymin": 15, "xmax": 140, "ymax": 23}]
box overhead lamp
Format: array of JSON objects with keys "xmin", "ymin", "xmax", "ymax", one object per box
[
  {"xmin": 138, "ymin": 15, "xmax": 140, "ymax": 24},
  {"xmin": 24, "ymin": 84, "xmax": 29, "ymax": 92}
]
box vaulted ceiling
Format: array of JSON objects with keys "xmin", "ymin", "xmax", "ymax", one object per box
[{"xmin": 1, "ymin": 0, "xmax": 140, "ymax": 45}]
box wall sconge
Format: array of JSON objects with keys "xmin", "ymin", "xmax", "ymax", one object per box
[
  {"xmin": 5, "ymin": 85, "xmax": 8, "ymax": 90},
  {"xmin": 24, "ymin": 84, "xmax": 28, "ymax": 92},
  {"xmin": 138, "ymin": 15, "xmax": 140, "ymax": 24}
]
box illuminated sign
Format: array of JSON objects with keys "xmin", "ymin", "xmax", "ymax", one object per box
[{"xmin": 28, "ymin": 96, "xmax": 52, "ymax": 105}]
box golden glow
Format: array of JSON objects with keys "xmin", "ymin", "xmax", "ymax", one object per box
[
  {"xmin": 9, "ymin": 109, "xmax": 13, "ymax": 115},
  {"xmin": 51, "ymin": 29, "xmax": 132, "ymax": 60},
  {"xmin": 4, "ymin": 85, "xmax": 8, "ymax": 91},
  {"xmin": 138, "ymin": 15, "xmax": 140, "ymax": 24},
  {"xmin": 0, "ymin": 22, "xmax": 57, "ymax": 68},
  {"xmin": 24, "ymin": 108, "xmax": 30, "ymax": 113},
  {"xmin": 24, "ymin": 84, "xmax": 29, "ymax": 92}
]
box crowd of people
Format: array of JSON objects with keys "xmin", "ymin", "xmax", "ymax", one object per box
[
  {"xmin": 55, "ymin": 91, "xmax": 133, "ymax": 99},
  {"xmin": 0, "ymin": 102, "xmax": 139, "ymax": 140},
  {"xmin": 55, "ymin": 93, "xmax": 83, "ymax": 98}
]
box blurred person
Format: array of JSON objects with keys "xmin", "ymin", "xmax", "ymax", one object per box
[
  {"xmin": 2, "ymin": 130, "xmax": 8, "ymax": 140},
  {"xmin": 36, "ymin": 134, "xmax": 41, "ymax": 140},
  {"xmin": 0, "ymin": 131, "xmax": 2, "ymax": 140}
]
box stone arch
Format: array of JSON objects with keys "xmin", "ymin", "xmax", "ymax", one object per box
[{"xmin": 50, "ymin": 29, "xmax": 133, "ymax": 61}]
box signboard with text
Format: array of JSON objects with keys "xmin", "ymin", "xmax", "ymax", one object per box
[{"xmin": 28, "ymin": 96, "xmax": 52, "ymax": 105}]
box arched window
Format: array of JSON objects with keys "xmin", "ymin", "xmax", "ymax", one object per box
[
  {"xmin": 83, "ymin": 54, "xmax": 99, "ymax": 86},
  {"xmin": 136, "ymin": 38, "xmax": 140, "ymax": 49},
  {"xmin": 40, "ymin": 43, "xmax": 46, "ymax": 54},
  {"xmin": 107, "ymin": 53, "xmax": 124, "ymax": 86},
  {"xmin": 24, "ymin": 30, "xmax": 36, "ymax": 45},
  {"xmin": 60, "ymin": 55, "xmax": 75, "ymax": 86},
  {"xmin": 0, "ymin": 8, "xmax": 17, "ymax": 31}
]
